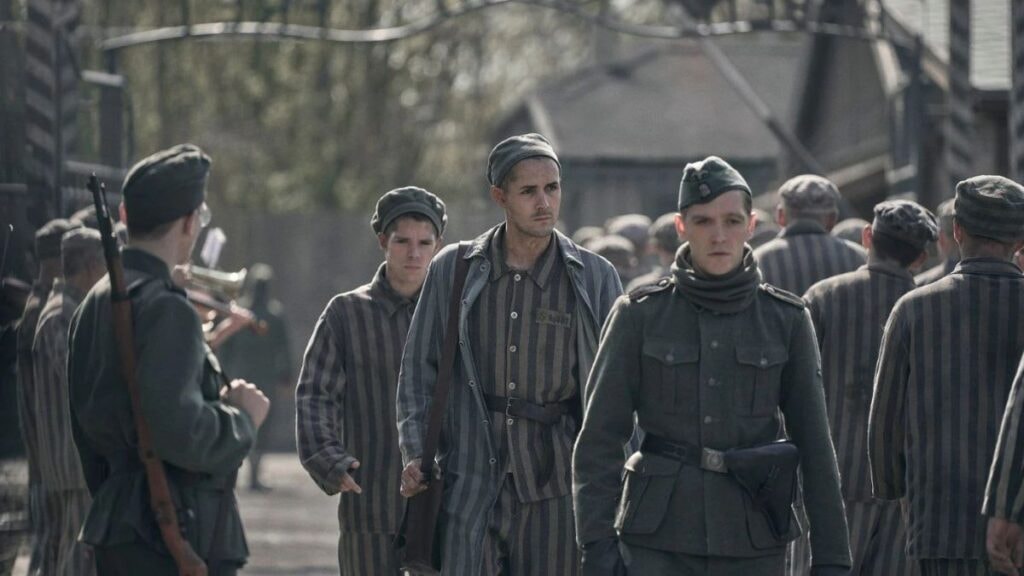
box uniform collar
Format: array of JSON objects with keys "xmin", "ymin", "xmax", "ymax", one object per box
[
  {"xmin": 486, "ymin": 225, "xmax": 560, "ymax": 288},
  {"xmin": 779, "ymin": 220, "xmax": 829, "ymax": 238},
  {"xmin": 370, "ymin": 263, "xmax": 417, "ymax": 316},
  {"xmin": 122, "ymin": 247, "xmax": 174, "ymax": 285},
  {"xmin": 953, "ymin": 257, "xmax": 1024, "ymax": 278},
  {"xmin": 465, "ymin": 223, "xmax": 583, "ymax": 272}
]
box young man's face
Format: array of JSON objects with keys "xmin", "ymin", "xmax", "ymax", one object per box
[
  {"xmin": 491, "ymin": 157, "xmax": 561, "ymax": 239},
  {"xmin": 677, "ymin": 190, "xmax": 755, "ymax": 277},
  {"xmin": 379, "ymin": 217, "xmax": 440, "ymax": 289}
]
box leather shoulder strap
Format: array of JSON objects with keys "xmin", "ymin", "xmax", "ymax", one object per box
[{"xmin": 419, "ymin": 244, "xmax": 471, "ymax": 477}]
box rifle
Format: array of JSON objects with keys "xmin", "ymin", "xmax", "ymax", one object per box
[{"xmin": 88, "ymin": 175, "xmax": 208, "ymax": 576}]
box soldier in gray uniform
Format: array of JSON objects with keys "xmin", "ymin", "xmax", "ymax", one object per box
[
  {"xmin": 68, "ymin": 145, "xmax": 269, "ymax": 575},
  {"xmin": 573, "ymin": 156, "xmax": 851, "ymax": 576},
  {"xmin": 16, "ymin": 218, "xmax": 79, "ymax": 576},
  {"xmin": 754, "ymin": 175, "xmax": 867, "ymax": 295},
  {"xmin": 869, "ymin": 176, "xmax": 1024, "ymax": 576},
  {"xmin": 803, "ymin": 201, "xmax": 938, "ymax": 576},
  {"xmin": 914, "ymin": 199, "xmax": 958, "ymax": 286}
]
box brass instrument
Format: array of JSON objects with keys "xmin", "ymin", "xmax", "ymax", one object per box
[{"xmin": 188, "ymin": 266, "xmax": 247, "ymax": 300}]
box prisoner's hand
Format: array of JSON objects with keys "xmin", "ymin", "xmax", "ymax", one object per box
[{"xmin": 400, "ymin": 458, "xmax": 428, "ymax": 498}]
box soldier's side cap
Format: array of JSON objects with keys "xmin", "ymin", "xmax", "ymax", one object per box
[
  {"xmin": 35, "ymin": 218, "xmax": 81, "ymax": 260},
  {"xmin": 872, "ymin": 200, "xmax": 938, "ymax": 250},
  {"xmin": 778, "ymin": 174, "xmax": 840, "ymax": 214},
  {"xmin": 122, "ymin": 144, "xmax": 210, "ymax": 230},
  {"xmin": 371, "ymin": 186, "xmax": 447, "ymax": 236},
  {"xmin": 954, "ymin": 175, "xmax": 1024, "ymax": 243},
  {"xmin": 61, "ymin": 227, "xmax": 102, "ymax": 255},
  {"xmin": 677, "ymin": 156, "xmax": 751, "ymax": 211},
  {"xmin": 487, "ymin": 133, "xmax": 561, "ymax": 186}
]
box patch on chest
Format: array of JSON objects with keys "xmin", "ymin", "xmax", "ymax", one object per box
[{"xmin": 535, "ymin": 308, "xmax": 572, "ymax": 328}]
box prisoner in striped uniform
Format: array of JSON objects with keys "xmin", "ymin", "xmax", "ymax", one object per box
[
  {"xmin": 983, "ymin": 354, "xmax": 1024, "ymax": 575},
  {"xmin": 915, "ymin": 199, "xmax": 959, "ymax": 286},
  {"xmin": 398, "ymin": 134, "xmax": 622, "ymax": 576},
  {"xmin": 296, "ymin": 187, "xmax": 447, "ymax": 575},
  {"xmin": 32, "ymin": 228, "xmax": 105, "ymax": 576},
  {"xmin": 869, "ymin": 176, "xmax": 1024, "ymax": 576},
  {"xmin": 804, "ymin": 200, "xmax": 938, "ymax": 576},
  {"xmin": 15, "ymin": 219, "xmax": 79, "ymax": 576},
  {"xmin": 754, "ymin": 175, "xmax": 867, "ymax": 296}
]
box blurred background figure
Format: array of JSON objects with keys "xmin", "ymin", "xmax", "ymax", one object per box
[
  {"xmin": 571, "ymin": 226, "xmax": 604, "ymax": 251},
  {"xmin": 749, "ymin": 208, "xmax": 781, "ymax": 250},
  {"xmin": 605, "ymin": 213, "xmax": 652, "ymax": 258},
  {"xmin": 831, "ymin": 217, "xmax": 870, "ymax": 247},
  {"xmin": 217, "ymin": 263, "xmax": 293, "ymax": 491},
  {"xmin": 914, "ymin": 199, "xmax": 959, "ymax": 286},
  {"xmin": 590, "ymin": 234, "xmax": 640, "ymax": 287},
  {"xmin": 626, "ymin": 212, "xmax": 681, "ymax": 291}
]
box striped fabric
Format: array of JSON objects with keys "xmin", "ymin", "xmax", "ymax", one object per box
[
  {"xmin": 337, "ymin": 532, "xmax": 399, "ymax": 575},
  {"xmin": 480, "ymin": 475, "xmax": 579, "ymax": 575},
  {"xmin": 919, "ymin": 559, "xmax": 994, "ymax": 576},
  {"xmin": 396, "ymin": 226, "xmax": 621, "ymax": 576},
  {"xmin": 470, "ymin": 227, "xmax": 578, "ymax": 503},
  {"xmin": 915, "ymin": 258, "xmax": 958, "ymax": 286},
  {"xmin": 31, "ymin": 280, "xmax": 93, "ymax": 576},
  {"xmin": 797, "ymin": 263, "xmax": 918, "ymax": 576},
  {"xmin": 15, "ymin": 284, "xmax": 48, "ymax": 576},
  {"xmin": 296, "ymin": 264, "xmax": 412, "ymax": 535},
  {"xmin": 983, "ymin": 354, "xmax": 1024, "ymax": 523},
  {"xmin": 869, "ymin": 258, "xmax": 1024, "ymax": 559},
  {"xmin": 753, "ymin": 221, "xmax": 867, "ymax": 296}
]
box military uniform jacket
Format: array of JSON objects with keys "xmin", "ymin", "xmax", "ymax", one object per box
[
  {"xmin": 869, "ymin": 258, "xmax": 1024, "ymax": 559},
  {"xmin": 573, "ymin": 280, "xmax": 851, "ymax": 565},
  {"xmin": 396, "ymin": 227, "xmax": 622, "ymax": 576},
  {"xmin": 68, "ymin": 248, "xmax": 256, "ymax": 561},
  {"xmin": 803, "ymin": 262, "xmax": 917, "ymax": 502},
  {"xmin": 754, "ymin": 221, "xmax": 867, "ymax": 295},
  {"xmin": 31, "ymin": 280, "xmax": 89, "ymax": 493}
]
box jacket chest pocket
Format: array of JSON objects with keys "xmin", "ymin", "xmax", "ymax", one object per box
[
  {"xmin": 734, "ymin": 346, "xmax": 788, "ymax": 417},
  {"xmin": 641, "ymin": 340, "xmax": 700, "ymax": 414}
]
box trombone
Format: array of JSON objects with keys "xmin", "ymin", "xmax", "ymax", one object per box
[{"xmin": 181, "ymin": 265, "xmax": 268, "ymax": 340}]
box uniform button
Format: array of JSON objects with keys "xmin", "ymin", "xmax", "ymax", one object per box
[
  {"xmin": 510, "ymin": 311, "xmax": 519, "ymax": 320},
  {"xmin": 509, "ymin": 345, "xmax": 518, "ymax": 353},
  {"xmin": 459, "ymin": 340, "xmax": 465, "ymax": 346},
  {"xmin": 483, "ymin": 419, "xmax": 490, "ymax": 425},
  {"xmin": 507, "ymin": 418, "xmax": 514, "ymax": 425},
  {"xmin": 703, "ymin": 416, "xmax": 714, "ymax": 424},
  {"xmin": 760, "ymin": 357, "xmax": 768, "ymax": 366},
  {"xmin": 514, "ymin": 273, "xmax": 522, "ymax": 282},
  {"xmin": 665, "ymin": 353, "xmax": 674, "ymax": 362},
  {"xmin": 710, "ymin": 340, "xmax": 719, "ymax": 349},
  {"xmin": 508, "ymin": 382, "xmax": 516, "ymax": 391},
  {"xmin": 480, "ymin": 265, "xmax": 487, "ymax": 271},
  {"xmin": 469, "ymin": 380, "xmax": 476, "ymax": 387},
  {"xmin": 708, "ymin": 378, "xmax": 717, "ymax": 387},
  {"xmin": 489, "ymin": 458, "xmax": 497, "ymax": 465}
]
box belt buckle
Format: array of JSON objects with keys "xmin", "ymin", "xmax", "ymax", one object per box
[
  {"xmin": 505, "ymin": 397, "xmax": 517, "ymax": 419},
  {"xmin": 702, "ymin": 448, "xmax": 728, "ymax": 473}
]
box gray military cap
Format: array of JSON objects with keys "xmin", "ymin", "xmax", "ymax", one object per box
[
  {"xmin": 954, "ymin": 176, "xmax": 1024, "ymax": 243},
  {"xmin": 572, "ymin": 226, "xmax": 604, "ymax": 249},
  {"xmin": 778, "ymin": 175, "xmax": 840, "ymax": 214},
  {"xmin": 487, "ymin": 133, "xmax": 561, "ymax": 187},
  {"xmin": 61, "ymin": 227, "xmax": 102, "ymax": 264},
  {"xmin": 123, "ymin": 144, "xmax": 210, "ymax": 230},
  {"xmin": 35, "ymin": 219, "xmax": 81, "ymax": 260},
  {"xmin": 678, "ymin": 156, "xmax": 751, "ymax": 211},
  {"xmin": 872, "ymin": 200, "xmax": 938, "ymax": 251}
]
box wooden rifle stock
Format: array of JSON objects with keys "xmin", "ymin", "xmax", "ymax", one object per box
[{"xmin": 88, "ymin": 175, "xmax": 208, "ymax": 576}]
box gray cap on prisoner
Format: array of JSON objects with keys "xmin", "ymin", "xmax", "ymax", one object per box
[
  {"xmin": 35, "ymin": 219, "xmax": 81, "ymax": 261},
  {"xmin": 954, "ymin": 176, "xmax": 1024, "ymax": 244},
  {"xmin": 486, "ymin": 133, "xmax": 561, "ymax": 187},
  {"xmin": 778, "ymin": 174, "xmax": 840, "ymax": 214},
  {"xmin": 60, "ymin": 227, "xmax": 103, "ymax": 267},
  {"xmin": 872, "ymin": 200, "xmax": 938, "ymax": 251},
  {"xmin": 370, "ymin": 186, "xmax": 447, "ymax": 236},
  {"xmin": 606, "ymin": 214, "xmax": 652, "ymax": 253}
]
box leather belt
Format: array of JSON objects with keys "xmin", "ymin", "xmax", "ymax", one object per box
[
  {"xmin": 642, "ymin": 433, "xmax": 730, "ymax": 474},
  {"xmin": 482, "ymin": 393, "xmax": 577, "ymax": 487}
]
